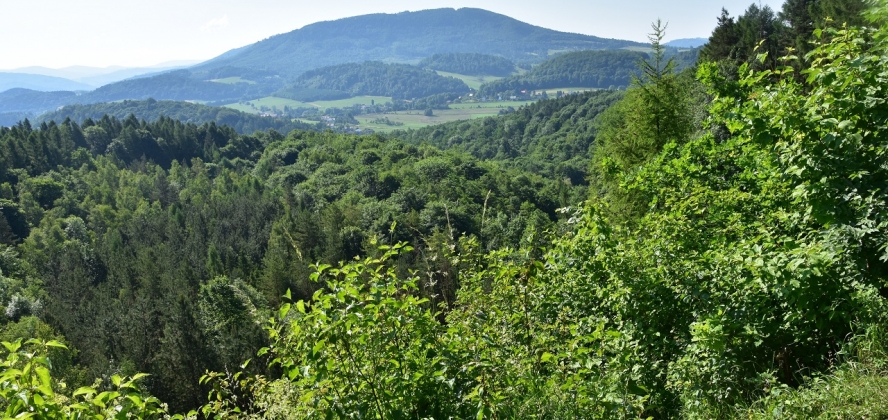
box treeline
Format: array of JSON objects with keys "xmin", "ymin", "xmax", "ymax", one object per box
[
  {"xmin": 419, "ymin": 52, "xmax": 516, "ymax": 76},
  {"xmin": 701, "ymin": 0, "xmax": 868, "ymax": 68},
  {"xmin": 36, "ymin": 99, "xmax": 318, "ymax": 134},
  {"xmin": 279, "ymin": 61, "xmax": 471, "ymax": 100},
  {"xmin": 477, "ymin": 50, "xmax": 645, "ymax": 97}
]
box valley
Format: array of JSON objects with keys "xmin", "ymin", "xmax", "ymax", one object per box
[{"xmin": 2, "ymin": 1, "xmax": 887, "ymax": 419}]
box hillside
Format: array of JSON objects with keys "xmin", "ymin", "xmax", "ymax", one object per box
[
  {"xmin": 276, "ymin": 61, "xmax": 470, "ymax": 101},
  {"xmin": 395, "ymin": 90, "xmax": 625, "ymax": 183},
  {"xmin": 82, "ymin": 70, "xmax": 280, "ymax": 103},
  {"xmin": 36, "ymin": 99, "xmax": 318, "ymax": 134},
  {"xmin": 477, "ymin": 50, "xmax": 646, "ymax": 96},
  {"xmin": 191, "ymin": 8, "xmax": 645, "ymax": 79},
  {"xmin": 419, "ymin": 53, "xmax": 516, "ymax": 76},
  {"xmin": 0, "ymin": 88, "xmax": 78, "ymax": 114}
]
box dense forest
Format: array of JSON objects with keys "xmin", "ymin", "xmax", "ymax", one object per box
[
  {"xmin": 477, "ymin": 50, "xmax": 647, "ymax": 96},
  {"xmin": 418, "ymin": 52, "xmax": 516, "ymax": 76},
  {"xmin": 394, "ymin": 89, "xmax": 632, "ymax": 184},
  {"xmin": 277, "ymin": 61, "xmax": 471, "ymax": 100},
  {"xmin": 0, "ymin": 110, "xmax": 571, "ymax": 412},
  {"xmin": 36, "ymin": 99, "xmax": 317, "ymax": 134},
  {"xmin": 0, "ymin": 88, "xmax": 78, "ymax": 115},
  {"xmin": 4, "ymin": 1, "xmax": 888, "ymax": 419}
]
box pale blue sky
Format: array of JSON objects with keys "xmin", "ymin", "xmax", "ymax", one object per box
[{"xmin": 0, "ymin": 0, "xmax": 783, "ymax": 70}]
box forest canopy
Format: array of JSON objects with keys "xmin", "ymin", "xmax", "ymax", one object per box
[{"xmin": 3, "ymin": 1, "xmax": 888, "ymax": 419}]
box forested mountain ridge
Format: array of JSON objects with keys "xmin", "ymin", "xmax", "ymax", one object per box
[
  {"xmin": 191, "ymin": 8, "xmax": 646, "ymax": 78},
  {"xmin": 418, "ymin": 53, "xmax": 517, "ymax": 76},
  {"xmin": 477, "ymin": 50, "xmax": 646, "ymax": 96},
  {"xmin": 276, "ymin": 61, "xmax": 471, "ymax": 101}
]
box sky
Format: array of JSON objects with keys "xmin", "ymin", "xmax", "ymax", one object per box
[{"xmin": 0, "ymin": 0, "xmax": 784, "ymax": 70}]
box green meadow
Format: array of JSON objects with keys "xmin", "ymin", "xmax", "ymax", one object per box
[
  {"xmin": 358, "ymin": 100, "xmax": 535, "ymax": 132},
  {"xmin": 209, "ymin": 77, "xmax": 256, "ymax": 85},
  {"xmin": 434, "ymin": 71, "xmax": 506, "ymax": 90},
  {"xmin": 224, "ymin": 96, "xmax": 392, "ymax": 114}
]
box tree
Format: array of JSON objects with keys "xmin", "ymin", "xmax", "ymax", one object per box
[
  {"xmin": 589, "ymin": 20, "xmax": 696, "ymax": 222},
  {"xmin": 701, "ymin": 8, "xmax": 741, "ymax": 62}
]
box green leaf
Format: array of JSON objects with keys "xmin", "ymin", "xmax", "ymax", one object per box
[
  {"xmin": 35, "ymin": 366, "xmax": 53, "ymax": 396},
  {"xmin": 73, "ymin": 386, "xmax": 97, "ymax": 397},
  {"xmin": 44, "ymin": 340, "xmax": 67, "ymax": 350}
]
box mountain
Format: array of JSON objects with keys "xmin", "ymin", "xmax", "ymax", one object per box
[
  {"xmin": 1, "ymin": 9, "xmax": 645, "ymax": 114},
  {"xmin": 665, "ymin": 38, "xmax": 708, "ymax": 48},
  {"xmin": 0, "ymin": 72, "xmax": 93, "ymax": 92},
  {"xmin": 192, "ymin": 8, "xmax": 645, "ymax": 79}
]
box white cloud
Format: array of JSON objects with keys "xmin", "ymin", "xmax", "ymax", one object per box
[{"xmin": 201, "ymin": 15, "xmax": 230, "ymax": 32}]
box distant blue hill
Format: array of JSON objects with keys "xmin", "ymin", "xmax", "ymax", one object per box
[
  {"xmin": 665, "ymin": 38, "xmax": 708, "ymax": 48},
  {"xmin": 0, "ymin": 72, "xmax": 92, "ymax": 92}
]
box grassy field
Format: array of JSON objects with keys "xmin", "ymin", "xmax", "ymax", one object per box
[
  {"xmin": 357, "ymin": 100, "xmax": 536, "ymax": 132},
  {"xmin": 224, "ymin": 96, "xmax": 391, "ymax": 114},
  {"xmin": 538, "ymin": 87, "xmax": 600, "ymax": 95},
  {"xmin": 210, "ymin": 77, "xmax": 256, "ymax": 85},
  {"xmin": 623, "ymin": 46, "xmax": 654, "ymax": 53},
  {"xmin": 435, "ymin": 71, "xmax": 505, "ymax": 90},
  {"xmin": 308, "ymin": 96, "xmax": 391, "ymax": 108},
  {"xmin": 449, "ymin": 100, "xmax": 534, "ymax": 110}
]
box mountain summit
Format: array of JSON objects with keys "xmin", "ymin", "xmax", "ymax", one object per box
[{"xmin": 192, "ymin": 8, "xmax": 644, "ymax": 78}]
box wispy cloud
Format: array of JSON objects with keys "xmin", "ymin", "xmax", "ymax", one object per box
[{"xmin": 201, "ymin": 15, "xmax": 230, "ymax": 31}]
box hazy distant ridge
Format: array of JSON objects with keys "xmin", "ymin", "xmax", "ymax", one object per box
[{"xmin": 192, "ymin": 8, "xmax": 646, "ymax": 78}]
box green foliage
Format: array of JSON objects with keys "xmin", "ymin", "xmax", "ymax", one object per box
[
  {"xmin": 419, "ymin": 52, "xmax": 516, "ymax": 76},
  {"xmin": 282, "ymin": 61, "xmax": 470, "ymax": 100},
  {"xmin": 478, "ymin": 50, "xmax": 647, "ymax": 97},
  {"xmin": 397, "ymin": 89, "xmax": 625, "ymax": 189},
  {"xmin": 589, "ymin": 21, "xmax": 699, "ymax": 222},
  {"xmin": 0, "ymin": 339, "xmax": 184, "ymax": 419},
  {"xmin": 254, "ymin": 242, "xmax": 458, "ymax": 418}
]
